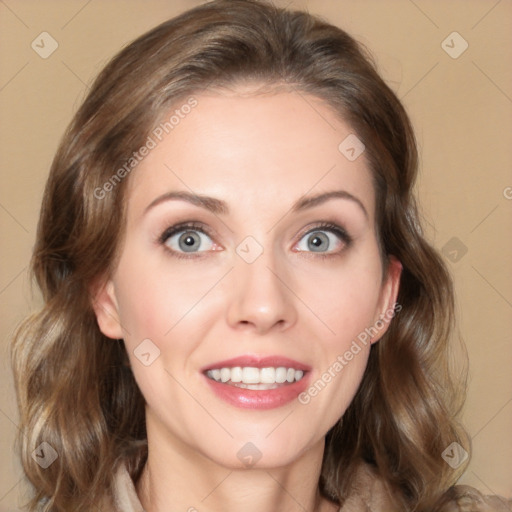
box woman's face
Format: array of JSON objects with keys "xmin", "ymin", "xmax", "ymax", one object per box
[{"xmin": 93, "ymin": 86, "xmax": 400, "ymax": 469}]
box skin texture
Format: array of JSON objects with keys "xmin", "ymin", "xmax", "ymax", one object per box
[{"xmin": 93, "ymin": 86, "xmax": 401, "ymax": 512}]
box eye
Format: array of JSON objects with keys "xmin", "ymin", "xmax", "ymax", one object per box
[
  {"xmin": 158, "ymin": 222, "xmax": 218, "ymax": 257},
  {"xmin": 295, "ymin": 222, "xmax": 352, "ymax": 255}
]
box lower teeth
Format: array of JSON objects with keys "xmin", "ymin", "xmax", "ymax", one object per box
[{"xmin": 230, "ymin": 382, "xmax": 280, "ymax": 390}]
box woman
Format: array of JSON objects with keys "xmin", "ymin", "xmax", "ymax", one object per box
[{"xmin": 10, "ymin": 1, "xmax": 510, "ymax": 511}]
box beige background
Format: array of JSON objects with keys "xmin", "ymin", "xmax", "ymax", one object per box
[{"xmin": 1, "ymin": 0, "xmax": 511, "ymax": 509}]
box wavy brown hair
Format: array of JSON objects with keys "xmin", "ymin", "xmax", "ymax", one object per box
[{"xmin": 11, "ymin": 1, "xmax": 469, "ymax": 510}]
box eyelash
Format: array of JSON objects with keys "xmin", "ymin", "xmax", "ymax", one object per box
[
  {"xmin": 298, "ymin": 222, "xmax": 353, "ymax": 260},
  {"xmin": 157, "ymin": 221, "xmax": 352, "ymax": 260},
  {"xmin": 158, "ymin": 221, "xmax": 213, "ymax": 260}
]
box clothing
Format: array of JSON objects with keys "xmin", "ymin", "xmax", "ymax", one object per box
[
  {"xmin": 107, "ymin": 461, "xmax": 512, "ymax": 512},
  {"xmin": 110, "ymin": 464, "xmax": 145, "ymax": 512}
]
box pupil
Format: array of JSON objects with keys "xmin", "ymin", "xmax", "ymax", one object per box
[
  {"xmin": 179, "ymin": 231, "xmax": 200, "ymax": 252},
  {"xmin": 308, "ymin": 232, "xmax": 328, "ymax": 252}
]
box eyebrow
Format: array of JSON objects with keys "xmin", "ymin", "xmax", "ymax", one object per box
[{"xmin": 144, "ymin": 189, "xmax": 368, "ymax": 219}]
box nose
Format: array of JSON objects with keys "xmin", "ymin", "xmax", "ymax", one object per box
[{"xmin": 226, "ymin": 250, "xmax": 297, "ymax": 335}]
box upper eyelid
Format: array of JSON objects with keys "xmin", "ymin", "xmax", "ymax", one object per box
[
  {"xmin": 298, "ymin": 222, "xmax": 348, "ymax": 236},
  {"xmin": 159, "ymin": 221, "xmax": 214, "ymax": 241},
  {"xmin": 293, "ymin": 221, "xmax": 352, "ymax": 244}
]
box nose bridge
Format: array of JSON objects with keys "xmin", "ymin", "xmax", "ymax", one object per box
[{"xmin": 226, "ymin": 240, "xmax": 296, "ymax": 332}]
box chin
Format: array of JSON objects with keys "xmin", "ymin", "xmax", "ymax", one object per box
[{"xmin": 195, "ymin": 429, "xmax": 325, "ymax": 471}]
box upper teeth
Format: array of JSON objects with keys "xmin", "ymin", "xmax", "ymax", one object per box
[{"xmin": 207, "ymin": 367, "xmax": 304, "ymax": 385}]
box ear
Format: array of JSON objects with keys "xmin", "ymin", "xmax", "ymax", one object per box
[
  {"xmin": 89, "ymin": 277, "xmax": 124, "ymax": 339},
  {"xmin": 370, "ymin": 256, "xmax": 402, "ymax": 345}
]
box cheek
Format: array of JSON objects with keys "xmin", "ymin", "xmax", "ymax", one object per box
[
  {"xmin": 295, "ymin": 254, "xmax": 383, "ymax": 346},
  {"xmin": 290, "ymin": 254, "xmax": 383, "ymax": 414},
  {"xmin": 113, "ymin": 243, "xmax": 220, "ymax": 343}
]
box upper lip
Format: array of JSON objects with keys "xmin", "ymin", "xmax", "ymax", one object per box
[{"xmin": 201, "ymin": 355, "xmax": 311, "ymax": 372}]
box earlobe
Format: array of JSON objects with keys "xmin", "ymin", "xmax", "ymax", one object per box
[
  {"xmin": 371, "ymin": 256, "xmax": 402, "ymax": 345},
  {"xmin": 90, "ymin": 278, "xmax": 124, "ymax": 340}
]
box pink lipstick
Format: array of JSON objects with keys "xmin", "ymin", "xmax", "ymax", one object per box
[{"xmin": 202, "ymin": 355, "xmax": 311, "ymax": 410}]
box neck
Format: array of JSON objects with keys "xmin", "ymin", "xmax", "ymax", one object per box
[{"xmin": 135, "ymin": 419, "xmax": 338, "ymax": 512}]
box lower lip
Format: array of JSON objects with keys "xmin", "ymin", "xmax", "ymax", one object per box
[{"xmin": 204, "ymin": 374, "xmax": 310, "ymax": 410}]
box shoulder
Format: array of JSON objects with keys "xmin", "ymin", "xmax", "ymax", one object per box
[
  {"xmin": 96, "ymin": 460, "xmax": 145, "ymax": 512},
  {"xmin": 339, "ymin": 462, "xmax": 404, "ymax": 511},
  {"xmin": 340, "ymin": 463, "xmax": 512, "ymax": 512},
  {"xmin": 432, "ymin": 485, "xmax": 512, "ymax": 512}
]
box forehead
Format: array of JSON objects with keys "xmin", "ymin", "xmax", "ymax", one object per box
[{"xmin": 126, "ymin": 89, "xmax": 375, "ymax": 223}]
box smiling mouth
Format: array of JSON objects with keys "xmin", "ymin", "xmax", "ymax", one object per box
[{"xmin": 205, "ymin": 366, "xmax": 305, "ymax": 390}]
